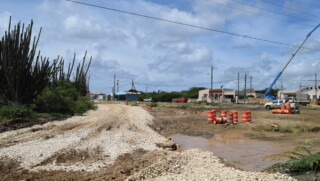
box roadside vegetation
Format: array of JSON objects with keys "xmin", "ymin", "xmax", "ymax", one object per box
[
  {"xmin": 268, "ymin": 146, "xmax": 320, "ymax": 181},
  {"xmin": 0, "ymin": 18, "xmax": 94, "ymax": 121},
  {"xmin": 138, "ymin": 87, "xmax": 206, "ymax": 102}
]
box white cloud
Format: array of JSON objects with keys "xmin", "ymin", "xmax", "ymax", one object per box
[{"xmin": 2, "ymin": 0, "xmax": 320, "ymax": 92}]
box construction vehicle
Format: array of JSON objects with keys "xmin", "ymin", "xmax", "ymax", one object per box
[
  {"xmin": 264, "ymin": 24, "xmax": 320, "ymax": 100},
  {"xmin": 288, "ymin": 94, "xmax": 309, "ymax": 106},
  {"xmin": 264, "ymin": 99, "xmax": 297, "ymax": 110}
]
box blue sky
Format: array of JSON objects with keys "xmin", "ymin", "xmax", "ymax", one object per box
[{"xmin": 1, "ymin": 0, "xmax": 320, "ymax": 93}]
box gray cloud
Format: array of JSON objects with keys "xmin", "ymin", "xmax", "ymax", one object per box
[
  {"xmin": 148, "ymin": 43, "xmax": 214, "ymax": 76},
  {"xmin": 232, "ymin": 44, "xmax": 253, "ymax": 49}
]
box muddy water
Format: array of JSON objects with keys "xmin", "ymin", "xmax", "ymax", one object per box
[{"xmin": 171, "ymin": 133, "xmax": 288, "ymax": 172}]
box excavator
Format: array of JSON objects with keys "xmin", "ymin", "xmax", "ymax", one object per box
[{"xmin": 264, "ymin": 24, "xmax": 320, "ymax": 100}]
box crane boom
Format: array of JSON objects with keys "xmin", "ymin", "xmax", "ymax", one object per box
[{"xmin": 264, "ymin": 24, "xmax": 320, "ymax": 100}]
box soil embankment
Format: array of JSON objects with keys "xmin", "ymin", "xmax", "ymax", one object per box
[{"xmin": 0, "ymin": 103, "xmax": 295, "ymax": 180}]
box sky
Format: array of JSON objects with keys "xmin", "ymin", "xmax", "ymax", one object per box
[{"xmin": 1, "ymin": 0, "xmax": 320, "ymax": 93}]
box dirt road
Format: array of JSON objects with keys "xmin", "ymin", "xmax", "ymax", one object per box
[{"xmin": 0, "ymin": 103, "xmax": 295, "ymax": 180}]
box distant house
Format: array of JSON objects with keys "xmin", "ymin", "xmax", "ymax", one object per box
[
  {"xmin": 198, "ymin": 88, "xmax": 257, "ymax": 103},
  {"xmin": 278, "ymin": 85, "xmax": 320, "ymax": 100},
  {"xmin": 89, "ymin": 92, "xmax": 107, "ymax": 100},
  {"xmin": 115, "ymin": 91, "xmax": 141, "ymax": 101}
]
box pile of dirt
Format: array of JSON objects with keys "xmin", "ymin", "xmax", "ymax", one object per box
[
  {"xmin": 127, "ymin": 149, "xmax": 295, "ymax": 181},
  {"xmin": 0, "ymin": 116, "xmax": 69, "ymax": 134},
  {"xmin": 0, "ymin": 149, "xmax": 295, "ymax": 181},
  {"xmin": 0, "ymin": 104, "xmax": 175, "ymax": 172},
  {"xmin": 0, "ymin": 104, "xmax": 298, "ymax": 180}
]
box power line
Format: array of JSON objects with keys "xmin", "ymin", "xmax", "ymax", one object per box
[
  {"xmin": 260, "ymin": 0, "xmax": 320, "ymax": 19},
  {"xmin": 135, "ymin": 79, "xmax": 237, "ymax": 87},
  {"xmin": 65, "ymin": 0, "xmax": 320, "ymax": 52},
  {"xmin": 204, "ymin": 0, "xmax": 315, "ymax": 28},
  {"xmin": 227, "ymin": 0, "xmax": 317, "ymax": 24}
]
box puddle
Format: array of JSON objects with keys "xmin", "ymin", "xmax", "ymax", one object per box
[{"xmin": 171, "ymin": 133, "xmax": 288, "ymax": 172}]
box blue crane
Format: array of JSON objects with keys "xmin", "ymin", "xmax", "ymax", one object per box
[{"xmin": 264, "ymin": 24, "xmax": 320, "ymax": 100}]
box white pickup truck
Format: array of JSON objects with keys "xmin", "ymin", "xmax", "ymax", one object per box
[
  {"xmin": 264, "ymin": 100, "xmax": 298, "ymax": 110},
  {"xmin": 143, "ymin": 97, "xmax": 153, "ymax": 102}
]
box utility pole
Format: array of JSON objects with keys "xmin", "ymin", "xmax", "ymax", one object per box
[
  {"xmin": 250, "ymin": 76, "xmax": 252, "ymax": 94},
  {"xmin": 131, "ymin": 79, "xmax": 136, "ymax": 90},
  {"xmin": 244, "ymin": 74, "xmax": 247, "ymax": 104},
  {"xmin": 300, "ymin": 83, "xmax": 302, "ymax": 91},
  {"xmin": 113, "ymin": 74, "xmax": 116, "ymax": 100},
  {"xmin": 116, "ymin": 80, "xmax": 119, "ymax": 92},
  {"xmin": 237, "ymin": 72, "xmax": 239, "ymax": 104},
  {"xmin": 211, "ymin": 66, "xmax": 213, "ymax": 90},
  {"xmin": 315, "ymin": 73, "xmax": 318, "ymax": 99}
]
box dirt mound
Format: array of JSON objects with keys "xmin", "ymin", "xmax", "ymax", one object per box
[
  {"xmin": 127, "ymin": 149, "xmax": 295, "ymax": 181},
  {"xmin": 0, "ymin": 104, "xmax": 175, "ymax": 172},
  {"xmin": 0, "ymin": 103, "xmax": 296, "ymax": 180}
]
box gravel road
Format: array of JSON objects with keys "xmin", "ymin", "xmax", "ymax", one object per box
[{"xmin": 0, "ymin": 103, "xmax": 295, "ymax": 180}]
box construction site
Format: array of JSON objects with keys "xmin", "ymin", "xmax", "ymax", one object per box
[{"xmin": 1, "ymin": 0, "xmax": 320, "ymax": 181}]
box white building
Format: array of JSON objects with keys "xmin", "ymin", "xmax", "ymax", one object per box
[
  {"xmin": 278, "ymin": 85, "xmax": 320, "ymax": 100},
  {"xmin": 198, "ymin": 88, "xmax": 257, "ymax": 103},
  {"xmin": 89, "ymin": 92, "xmax": 107, "ymax": 100}
]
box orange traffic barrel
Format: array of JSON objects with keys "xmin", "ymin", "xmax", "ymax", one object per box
[
  {"xmin": 246, "ymin": 111, "xmax": 252, "ymax": 122},
  {"xmin": 208, "ymin": 111, "xmax": 214, "ymax": 123},
  {"xmin": 214, "ymin": 117, "xmax": 222, "ymax": 124},
  {"xmin": 227, "ymin": 112, "xmax": 233, "ymax": 124},
  {"xmin": 272, "ymin": 109, "xmax": 280, "ymax": 114},
  {"xmin": 281, "ymin": 102, "xmax": 285, "ymax": 110},
  {"xmin": 211, "ymin": 109, "xmax": 216, "ymax": 118},
  {"xmin": 221, "ymin": 110, "xmax": 227, "ymax": 117},
  {"xmin": 232, "ymin": 110, "xmax": 238, "ymax": 123},
  {"xmin": 242, "ymin": 111, "xmax": 251, "ymax": 123}
]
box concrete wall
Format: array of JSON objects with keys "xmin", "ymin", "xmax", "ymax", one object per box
[{"xmin": 248, "ymin": 98, "xmax": 271, "ymax": 104}]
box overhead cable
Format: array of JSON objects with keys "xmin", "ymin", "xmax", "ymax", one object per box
[
  {"xmin": 204, "ymin": 0, "xmax": 315, "ymax": 27},
  {"xmin": 135, "ymin": 79, "xmax": 237, "ymax": 87},
  {"xmin": 65, "ymin": 0, "xmax": 320, "ymax": 52},
  {"xmin": 260, "ymin": 0, "xmax": 320, "ymax": 19},
  {"xmin": 227, "ymin": 0, "xmax": 317, "ymax": 24}
]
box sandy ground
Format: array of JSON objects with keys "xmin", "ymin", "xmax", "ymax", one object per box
[{"xmin": 0, "ymin": 103, "xmax": 295, "ymax": 180}]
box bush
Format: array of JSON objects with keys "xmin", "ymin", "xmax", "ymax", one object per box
[
  {"xmin": 0, "ymin": 105, "xmax": 35, "ymax": 119},
  {"xmin": 282, "ymin": 146, "xmax": 320, "ymax": 175},
  {"xmin": 35, "ymin": 81, "xmax": 94, "ymax": 115},
  {"xmin": 180, "ymin": 105, "xmax": 188, "ymax": 109},
  {"xmin": 148, "ymin": 102, "xmax": 158, "ymax": 107},
  {"xmin": 74, "ymin": 97, "xmax": 96, "ymax": 114}
]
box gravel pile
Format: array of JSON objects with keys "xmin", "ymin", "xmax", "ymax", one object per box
[
  {"xmin": 127, "ymin": 149, "xmax": 295, "ymax": 181},
  {"xmin": 0, "ymin": 104, "xmax": 174, "ymax": 171},
  {"xmin": 0, "ymin": 104, "xmax": 296, "ymax": 180}
]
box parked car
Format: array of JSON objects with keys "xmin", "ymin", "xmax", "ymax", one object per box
[
  {"xmin": 264, "ymin": 99, "xmax": 297, "ymax": 110},
  {"xmin": 143, "ymin": 97, "xmax": 153, "ymax": 102},
  {"xmin": 172, "ymin": 97, "xmax": 188, "ymax": 103}
]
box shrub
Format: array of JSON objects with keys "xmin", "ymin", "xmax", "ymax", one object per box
[
  {"xmin": 74, "ymin": 97, "xmax": 96, "ymax": 114},
  {"xmin": 180, "ymin": 105, "xmax": 188, "ymax": 109},
  {"xmin": 148, "ymin": 102, "xmax": 158, "ymax": 107},
  {"xmin": 282, "ymin": 146, "xmax": 320, "ymax": 175},
  {"xmin": 35, "ymin": 81, "xmax": 78, "ymax": 114},
  {"xmin": 0, "ymin": 105, "xmax": 35, "ymax": 119},
  {"xmin": 35, "ymin": 81, "xmax": 94, "ymax": 115}
]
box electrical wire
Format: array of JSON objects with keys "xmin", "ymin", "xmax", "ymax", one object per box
[
  {"xmin": 227, "ymin": 0, "xmax": 317, "ymax": 24},
  {"xmin": 204, "ymin": 0, "xmax": 315, "ymax": 28},
  {"xmin": 135, "ymin": 79, "xmax": 237, "ymax": 87},
  {"xmin": 260, "ymin": 0, "xmax": 320, "ymax": 19},
  {"xmin": 65, "ymin": 0, "xmax": 320, "ymax": 52}
]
